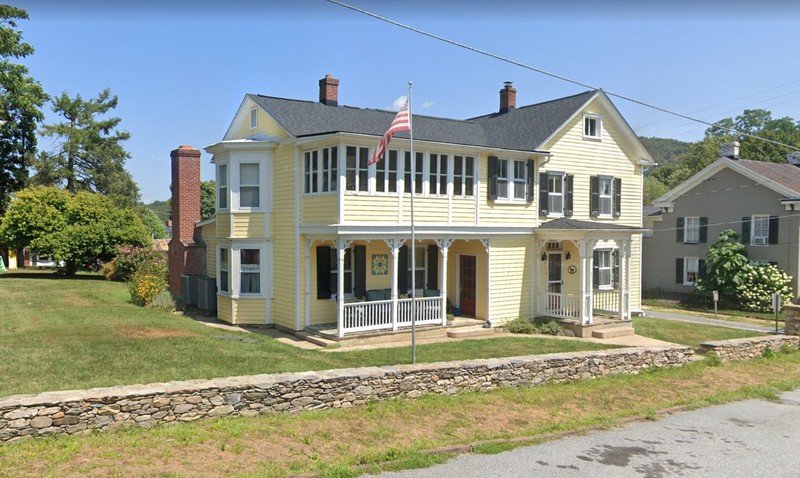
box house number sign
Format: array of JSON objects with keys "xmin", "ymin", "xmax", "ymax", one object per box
[{"xmin": 567, "ymin": 265, "xmax": 577, "ymax": 274}]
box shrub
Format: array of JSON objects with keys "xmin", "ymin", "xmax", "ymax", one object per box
[
  {"xmin": 106, "ymin": 245, "xmax": 167, "ymax": 282},
  {"xmin": 534, "ymin": 319, "xmax": 564, "ymax": 335},
  {"xmin": 736, "ymin": 263, "xmax": 792, "ymax": 313},
  {"xmin": 149, "ymin": 290, "xmax": 177, "ymax": 312},
  {"xmin": 504, "ymin": 317, "xmax": 535, "ymax": 334},
  {"xmin": 129, "ymin": 269, "xmax": 167, "ymax": 306}
]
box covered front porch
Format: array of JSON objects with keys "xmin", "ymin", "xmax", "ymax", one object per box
[{"xmin": 535, "ymin": 218, "xmax": 643, "ymax": 327}]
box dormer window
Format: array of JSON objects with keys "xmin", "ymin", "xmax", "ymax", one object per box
[
  {"xmin": 249, "ymin": 107, "xmax": 257, "ymax": 129},
  {"xmin": 583, "ymin": 114, "xmax": 602, "ymax": 140}
]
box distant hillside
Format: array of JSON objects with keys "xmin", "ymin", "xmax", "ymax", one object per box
[
  {"xmin": 639, "ymin": 136, "xmax": 691, "ymax": 170},
  {"xmin": 146, "ymin": 200, "xmax": 171, "ymax": 222}
]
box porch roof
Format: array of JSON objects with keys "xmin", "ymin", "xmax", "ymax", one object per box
[{"xmin": 536, "ymin": 218, "xmax": 645, "ymax": 239}]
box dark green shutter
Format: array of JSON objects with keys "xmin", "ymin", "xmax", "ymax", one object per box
[
  {"xmin": 612, "ymin": 249, "xmax": 620, "ymax": 288},
  {"xmin": 590, "ymin": 176, "xmax": 600, "ymax": 217},
  {"xmin": 526, "ymin": 160, "xmax": 535, "ymax": 204},
  {"xmin": 675, "ymin": 258, "xmax": 684, "ymax": 284},
  {"xmin": 398, "ymin": 245, "xmax": 408, "ymax": 293},
  {"xmin": 592, "ymin": 250, "xmax": 599, "ymax": 289},
  {"xmin": 565, "ymin": 174, "xmax": 574, "ymax": 217},
  {"xmin": 769, "ymin": 216, "xmax": 779, "ymax": 244},
  {"xmin": 741, "ymin": 217, "xmax": 751, "ymax": 244},
  {"xmin": 699, "ymin": 259, "xmax": 706, "ymax": 280},
  {"xmin": 539, "ymin": 172, "xmax": 549, "ymax": 216},
  {"xmin": 354, "ymin": 245, "xmax": 366, "ymax": 299},
  {"xmin": 676, "ymin": 217, "xmax": 685, "ymax": 243},
  {"xmin": 316, "ymin": 246, "xmax": 331, "ymax": 299},
  {"xmin": 427, "ymin": 244, "xmax": 438, "ymax": 290},
  {"xmin": 487, "ymin": 156, "xmax": 498, "ymax": 201},
  {"xmin": 699, "ymin": 217, "xmax": 708, "ymax": 243},
  {"xmin": 613, "ymin": 177, "xmax": 622, "ymax": 217}
]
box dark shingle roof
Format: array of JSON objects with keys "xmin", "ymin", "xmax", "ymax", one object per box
[
  {"xmin": 248, "ymin": 90, "xmax": 597, "ymax": 152},
  {"xmin": 538, "ymin": 218, "xmax": 642, "ymax": 231},
  {"xmin": 643, "ymin": 205, "xmax": 662, "ymax": 217},
  {"xmin": 735, "ymin": 159, "xmax": 800, "ymax": 196}
]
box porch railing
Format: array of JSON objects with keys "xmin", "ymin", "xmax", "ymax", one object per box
[
  {"xmin": 541, "ymin": 292, "xmax": 581, "ymax": 320},
  {"xmin": 592, "ymin": 290, "xmax": 620, "ymax": 314},
  {"xmin": 341, "ymin": 296, "xmax": 442, "ymax": 335}
]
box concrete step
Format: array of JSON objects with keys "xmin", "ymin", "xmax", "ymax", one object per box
[
  {"xmin": 592, "ymin": 326, "xmax": 635, "ymax": 339},
  {"xmin": 295, "ymin": 331, "xmax": 337, "ymax": 347},
  {"xmin": 447, "ymin": 326, "xmax": 496, "ymax": 339}
]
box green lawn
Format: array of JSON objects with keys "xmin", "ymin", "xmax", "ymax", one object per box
[
  {"xmin": 633, "ymin": 316, "xmax": 764, "ymax": 347},
  {"xmin": 0, "ymin": 271, "xmax": 616, "ymax": 397}
]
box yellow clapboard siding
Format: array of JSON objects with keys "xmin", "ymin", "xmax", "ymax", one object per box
[
  {"xmin": 232, "ymin": 213, "xmax": 266, "ymax": 238},
  {"xmin": 230, "ymin": 106, "xmax": 288, "ymax": 140},
  {"xmin": 233, "ymin": 298, "xmax": 266, "ymax": 325},
  {"xmin": 217, "ymin": 295, "xmax": 233, "ymax": 324},
  {"xmin": 202, "ymin": 222, "xmax": 217, "ymax": 277},
  {"xmin": 303, "ymin": 195, "xmax": 338, "ymax": 225},
  {"xmin": 270, "ymin": 146, "xmax": 297, "ymax": 327},
  {"xmin": 488, "ymin": 238, "xmax": 531, "ymax": 323},
  {"xmin": 216, "ymin": 213, "xmax": 231, "ymax": 238},
  {"xmin": 450, "ymin": 197, "xmax": 477, "ymax": 224},
  {"xmin": 344, "ymin": 195, "xmax": 401, "ymax": 223}
]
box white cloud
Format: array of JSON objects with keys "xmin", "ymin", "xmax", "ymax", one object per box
[
  {"xmin": 421, "ymin": 101, "xmax": 435, "ymax": 109},
  {"xmin": 391, "ymin": 95, "xmax": 408, "ymax": 111}
]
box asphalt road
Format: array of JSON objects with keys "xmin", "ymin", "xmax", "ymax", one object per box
[{"xmin": 375, "ymin": 389, "xmax": 800, "ymax": 477}]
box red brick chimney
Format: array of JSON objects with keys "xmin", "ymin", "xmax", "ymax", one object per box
[
  {"xmin": 319, "ymin": 74, "xmax": 339, "ymax": 106},
  {"xmin": 168, "ymin": 145, "xmax": 204, "ymax": 297},
  {"xmin": 499, "ymin": 81, "xmax": 516, "ymax": 114}
]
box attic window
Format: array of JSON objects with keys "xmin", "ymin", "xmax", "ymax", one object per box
[
  {"xmin": 250, "ymin": 107, "xmax": 257, "ymax": 129},
  {"xmin": 583, "ymin": 114, "xmax": 601, "ymax": 140}
]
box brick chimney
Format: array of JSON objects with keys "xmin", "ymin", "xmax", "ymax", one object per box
[
  {"xmin": 319, "ymin": 74, "xmax": 339, "ymax": 106},
  {"xmin": 499, "ymin": 81, "xmax": 516, "ymax": 114},
  {"xmin": 720, "ymin": 141, "xmax": 740, "ymax": 160},
  {"xmin": 168, "ymin": 145, "xmax": 204, "ymax": 297}
]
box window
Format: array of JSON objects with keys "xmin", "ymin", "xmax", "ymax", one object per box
[
  {"xmin": 376, "ymin": 150, "xmax": 398, "ymax": 193},
  {"xmin": 539, "ymin": 172, "xmax": 573, "ymax": 217},
  {"xmin": 684, "ymin": 217, "xmax": 700, "ymax": 243},
  {"xmin": 491, "ymin": 158, "xmax": 528, "ymax": 201},
  {"xmin": 584, "ymin": 114, "xmax": 601, "ymax": 139},
  {"xmin": 752, "ymin": 215, "xmax": 769, "ymax": 245},
  {"xmin": 330, "ymin": 247, "xmax": 353, "ymax": 298},
  {"xmin": 304, "ymin": 147, "xmax": 338, "ymax": 194},
  {"xmin": 346, "ymin": 146, "xmax": 369, "ymax": 192},
  {"xmin": 595, "ymin": 249, "xmax": 613, "ymax": 289},
  {"xmin": 217, "ymin": 164, "xmax": 228, "ymax": 210},
  {"xmin": 219, "ymin": 248, "xmax": 230, "ymax": 293},
  {"xmin": 404, "ymin": 151, "xmax": 423, "ymax": 194},
  {"xmin": 684, "ymin": 257, "xmax": 699, "ymax": 286},
  {"xmin": 453, "ymin": 155, "xmax": 475, "ymax": 196},
  {"xmin": 429, "ymin": 154, "xmax": 448, "ymax": 195},
  {"xmin": 598, "ymin": 177, "xmax": 613, "ymax": 216},
  {"xmin": 407, "ymin": 246, "xmax": 426, "ymax": 292},
  {"xmin": 496, "ymin": 159, "xmax": 509, "ymax": 199},
  {"xmin": 239, "ymin": 163, "xmax": 260, "ymax": 208},
  {"xmin": 240, "ymin": 249, "xmax": 260, "ymax": 294},
  {"xmin": 590, "ymin": 176, "xmax": 621, "ymax": 217},
  {"xmin": 249, "ymin": 107, "xmax": 257, "ymax": 129},
  {"xmin": 548, "ymin": 173, "xmax": 564, "ymax": 215}
]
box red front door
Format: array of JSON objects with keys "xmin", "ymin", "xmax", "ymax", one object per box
[{"xmin": 460, "ymin": 255, "xmax": 477, "ymax": 317}]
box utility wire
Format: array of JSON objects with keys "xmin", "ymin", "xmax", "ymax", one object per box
[{"xmin": 327, "ymin": 0, "xmax": 800, "ymax": 153}]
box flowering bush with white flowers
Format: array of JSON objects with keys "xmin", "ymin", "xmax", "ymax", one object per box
[{"xmin": 736, "ymin": 263, "xmax": 792, "ymax": 313}]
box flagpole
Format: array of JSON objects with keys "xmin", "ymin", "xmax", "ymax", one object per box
[{"xmin": 408, "ymin": 80, "xmax": 416, "ymax": 365}]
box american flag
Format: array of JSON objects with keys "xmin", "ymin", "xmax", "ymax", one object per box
[{"xmin": 368, "ymin": 100, "xmax": 410, "ymax": 166}]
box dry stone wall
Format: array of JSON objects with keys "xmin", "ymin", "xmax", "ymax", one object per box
[
  {"xmin": 699, "ymin": 335, "xmax": 800, "ymax": 361},
  {"xmin": 0, "ymin": 346, "xmax": 691, "ymax": 444},
  {"xmin": 784, "ymin": 304, "xmax": 800, "ymax": 336}
]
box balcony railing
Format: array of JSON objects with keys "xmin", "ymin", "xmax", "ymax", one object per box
[{"xmin": 341, "ymin": 296, "xmax": 443, "ymax": 336}]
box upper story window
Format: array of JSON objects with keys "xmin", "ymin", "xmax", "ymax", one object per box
[
  {"xmin": 583, "ymin": 113, "xmax": 602, "ymax": 140},
  {"xmin": 404, "ymin": 151, "xmax": 424, "ymax": 194},
  {"xmin": 217, "ymin": 164, "xmax": 228, "ymax": 210},
  {"xmin": 742, "ymin": 215, "xmax": 778, "ymax": 247},
  {"xmin": 239, "ymin": 163, "xmax": 260, "ymax": 208},
  {"xmin": 240, "ymin": 249, "xmax": 261, "ymax": 294},
  {"xmin": 304, "ymin": 146, "xmax": 338, "ymax": 195},
  {"xmin": 489, "ymin": 157, "xmax": 530, "ymax": 202},
  {"xmin": 538, "ymin": 172, "xmax": 573, "ymax": 217},
  {"xmin": 453, "ymin": 155, "xmax": 475, "ymax": 197},
  {"xmin": 346, "ymin": 146, "xmax": 369, "ymax": 192},
  {"xmin": 590, "ymin": 175, "xmax": 621, "ymax": 218},
  {"xmin": 752, "ymin": 215, "xmax": 770, "ymax": 246},
  {"xmin": 676, "ymin": 216, "xmax": 708, "ymax": 244},
  {"xmin": 376, "ymin": 150, "xmax": 398, "ymax": 193},
  {"xmin": 249, "ymin": 107, "xmax": 257, "ymax": 129},
  {"xmin": 429, "ymin": 154, "xmax": 449, "ymax": 195}
]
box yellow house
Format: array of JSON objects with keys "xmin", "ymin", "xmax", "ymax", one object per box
[{"xmin": 177, "ymin": 75, "xmax": 653, "ymax": 338}]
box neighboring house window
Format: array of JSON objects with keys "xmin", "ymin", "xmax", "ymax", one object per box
[
  {"xmin": 741, "ymin": 215, "xmax": 779, "ymax": 246},
  {"xmin": 346, "ymin": 146, "xmax": 369, "ymax": 192},
  {"xmin": 404, "ymin": 151, "xmax": 424, "ymax": 194},
  {"xmin": 453, "ymin": 155, "xmax": 475, "ymax": 197},
  {"xmin": 304, "ymin": 146, "xmax": 338, "ymax": 194},
  {"xmin": 249, "ymin": 107, "xmax": 257, "ymax": 129},
  {"xmin": 239, "ymin": 163, "xmax": 260, "ymax": 208},
  {"xmin": 590, "ymin": 176, "xmax": 621, "ymax": 217},
  {"xmin": 376, "ymin": 149, "xmax": 398, "ymax": 193},
  {"xmin": 593, "ymin": 249, "xmax": 614, "ymax": 290},
  {"xmin": 675, "ymin": 257, "xmax": 705, "ymax": 286},
  {"xmin": 676, "ymin": 217, "xmax": 708, "ymax": 244},
  {"xmin": 538, "ymin": 172, "xmax": 573, "ymax": 217},
  {"xmin": 217, "ymin": 164, "xmax": 228, "ymax": 210},
  {"xmin": 583, "ymin": 114, "xmax": 602, "ymax": 140},
  {"xmin": 429, "ymin": 153, "xmax": 448, "ymax": 195},
  {"xmin": 240, "ymin": 249, "xmax": 261, "ymax": 294},
  {"xmin": 219, "ymin": 248, "xmax": 230, "ymax": 293}
]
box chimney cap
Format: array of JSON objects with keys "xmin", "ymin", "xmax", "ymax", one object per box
[
  {"xmin": 720, "ymin": 141, "xmax": 740, "ymax": 160},
  {"xmin": 503, "ymin": 81, "xmax": 514, "ymax": 88}
]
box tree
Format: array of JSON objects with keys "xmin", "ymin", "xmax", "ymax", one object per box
[
  {"xmin": 137, "ymin": 206, "xmax": 167, "ymax": 239},
  {"xmin": 0, "ymin": 5, "xmax": 48, "ymax": 214},
  {"xmin": 201, "ymin": 179, "xmax": 215, "ymax": 219},
  {"xmin": 35, "ymin": 88, "xmax": 140, "ymax": 208},
  {"xmin": 696, "ymin": 229, "xmax": 749, "ymax": 300},
  {"xmin": 0, "ymin": 186, "xmax": 150, "ymax": 275}
]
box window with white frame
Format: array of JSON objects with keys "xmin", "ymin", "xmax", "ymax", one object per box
[
  {"xmin": 304, "ymin": 147, "xmax": 338, "ymax": 195},
  {"xmin": 376, "ymin": 150, "xmax": 398, "ymax": 193},
  {"xmin": 239, "ymin": 163, "xmax": 260, "ymax": 208},
  {"xmin": 684, "ymin": 257, "xmax": 699, "ymax": 285},
  {"xmin": 404, "ymin": 151, "xmax": 423, "ymax": 194},
  {"xmin": 684, "ymin": 216, "xmax": 700, "ymax": 244},
  {"xmin": 330, "ymin": 248, "xmax": 353, "ymax": 297},
  {"xmin": 548, "ymin": 172, "xmax": 564, "ymax": 215},
  {"xmin": 249, "ymin": 107, "xmax": 257, "ymax": 129},
  {"xmin": 453, "ymin": 155, "xmax": 475, "ymax": 196},
  {"xmin": 240, "ymin": 249, "xmax": 261, "ymax": 294},
  {"xmin": 428, "ymin": 153, "xmax": 448, "ymax": 195},
  {"xmin": 598, "ymin": 176, "xmax": 613, "ymax": 216},
  {"xmin": 219, "ymin": 248, "xmax": 230, "ymax": 293},
  {"xmin": 407, "ymin": 246, "xmax": 426, "ymax": 292},
  {"xmin": 496, "ymin": 159, "xmax": 527, "ymax": 201},
  {"xmin": 345, "ymin": 146, "xmax": 369, "ymax": 192},
  {"xmin": 513, "ymin": 160, "xmax": 526, "ymax": 200},
  {"xmin": 584, "ymin": 114, "xmax": 601, "ymax": 139},
  {"xmin": 596, "ymin": 249, "xmax": 613, "ymax": 289},
  {"xmin": 217, "ymin": 164, "xmax": 228, "ymax": 210},
  {"xmin": 752, "ymin": 215, "xmax": 769, "ymax": 245}
]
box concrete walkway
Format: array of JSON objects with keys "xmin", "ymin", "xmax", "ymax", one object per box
[{"xmin": 643, "ymin": 309, "xmax": 781, "ymax": 334}]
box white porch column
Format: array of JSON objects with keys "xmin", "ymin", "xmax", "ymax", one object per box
[
  {"xmin": 336, "ymin": 239, "xmax": 351, "ymax": 338},
  {"xmin": 619, "ymin": 239, "xmax": 631, "ymax": 321},
  {"xmin": 482, "ymin": 239, "xmax": 491, "ymax": 325},
  {"xmin": 535, "ymin": 240, "xmax": 543, "ymax": 317},
  {"xmin": 386, "ymin": 239, "xmax": 404, "ymax": 331},
  {"xmin": 304, "ymin": 239, "xmax": 313, "ymax": 329},
  {"xmin": 436, "ymin": 239, "xmax": 453, "ymax": 326},
  {"xmin": 581, "ymin": 239, "xmax": 597, "ymax": 326},
  {"xmin": 617, "ymin": 239, "xmax": 627, "ymax": 321}
]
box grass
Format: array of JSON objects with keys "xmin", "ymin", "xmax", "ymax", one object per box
[
  {"xmin": 642, "ymin": 294, "xmax": 785, "ymax": 325},
  {"xmin": 0, "ymin": 270, "xmax": 617, "ymax": 397},
  {"xmin": 633, "ymin": 316, "xmax": 764, "ymax": 347},
  {"xmin": 1, "ymin": 350, "xmax": 799, "ymax": 477}
]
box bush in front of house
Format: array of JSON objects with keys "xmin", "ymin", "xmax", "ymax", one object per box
[
  {"xmin": 104, "ymin": 245, "xmax": 166, "ymax": 282},
  {"xmin": 504, "ymin": 317, "xmax": 536, "ymax": 334},
  {"xmin": 737, "ymin": 263, "xmax": 792, "ymax": 313},
  {"xmin": 504, "ymin": 318, "xmax": 565, "ymax": 335}
]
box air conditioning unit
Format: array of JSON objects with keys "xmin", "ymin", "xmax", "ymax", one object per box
[
  {"xmin": 196, "ymin": 276, "xmax": 217, "ymax": 314},
  {"xmin": 180, "ymin": 275, "xmax": 199, "ymax": 306}
]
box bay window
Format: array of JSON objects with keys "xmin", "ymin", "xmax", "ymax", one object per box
[{"xmin": 239, "ymin": 163, "xmax": 260, "ymax": 208}]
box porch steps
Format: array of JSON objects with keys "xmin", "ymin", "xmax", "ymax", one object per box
[
  {"xmin": 295, "ymin": 331, "xmax": 338, "ymax": 348},
  {"xmin": 591, "ymin": 326, "xmax": 635, "ymax": 339},
  {"xmin": 447, "ymin": 326, "xmax": 496, "ymax": 339}
]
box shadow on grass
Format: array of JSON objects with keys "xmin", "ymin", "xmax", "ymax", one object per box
[{"xmin": 0, "ymin": 270, "xmax": 107, "ymax": 281}]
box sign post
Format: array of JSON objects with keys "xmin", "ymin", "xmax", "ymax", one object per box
[
  {"xmin": 772, "ymin": 293, "xmax": 782, "ymax": 334},
  {"xmin": 712, "ymin": 290, "xmax": 719, "ymax": 317}
]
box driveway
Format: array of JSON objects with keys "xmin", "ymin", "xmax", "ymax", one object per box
[
  {"xmin": 644, "ymin": 309, "xmax": 780, "ymax": 334},
  {"xmin": 375, "ymin": 389, "xmax": 800, "ymax": 477}
]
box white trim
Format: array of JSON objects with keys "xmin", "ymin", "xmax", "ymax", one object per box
[
  {"xmin": 249, "ymin": 107, "xmax": 257, "ymax": 129},
  {"xmin": 295, "ymin": 146, "xmax": 302, "ymax": 331},
  {"xmin": 683, "ymin": 256, "xmax": 700, "ymax": 286},
  {"xmin": 582, "ymin": 113, "xmax": 602, "ymax": 140},
  {"xmin": 751, "ymin": 214, "xmax": 770, "ymax": 246}
]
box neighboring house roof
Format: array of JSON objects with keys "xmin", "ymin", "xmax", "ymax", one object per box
[
  {"xmin": 247, "ymin": 90, "xmax": 598, "ymax": 152},
  {"xmin": 735, "ymin": 159, "xmax": 800, "ymax": 196},
  {"xmin": 643, "ymin": 205, "xmax": 662, "ymax": 217}
]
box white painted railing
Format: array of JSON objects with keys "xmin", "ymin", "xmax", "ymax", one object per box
[
  {"xmin": 593, "ymin": 290, "xmax": 620, "ymax": 314},
  {"xmin": 341, "ymin": 296, "xmax": 442, "ymax": 335},
  {"xmin": 541, "ymin": 292, "xmax": 581, "ymax": 320}
]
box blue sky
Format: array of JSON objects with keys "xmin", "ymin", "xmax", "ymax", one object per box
[{"xmin": 20, "ymin": 0, "xmax": 800, "ymax": 203}]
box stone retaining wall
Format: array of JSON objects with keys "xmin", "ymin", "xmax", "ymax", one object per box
[
  {"xmin": 0, "ymin": 346, "xmax": 691, "ymax": 444},
  {"xmin": 784, "ymin": 304, "xmax": 800, "ymax": 336},
  {"xmin": 699, "ymin": 335, "xmax": 800, "ymax": 361}
]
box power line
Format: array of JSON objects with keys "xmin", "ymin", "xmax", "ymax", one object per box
[{"xmin": 327, "ymin": 0, "xmax": 800, "ymax": 153}]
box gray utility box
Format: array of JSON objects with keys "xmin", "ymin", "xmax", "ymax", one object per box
[
  {"xmin": 196, "ymin": 276, "xmax": 217, "ymax": 314},
  {"xmin": 180, "ymin": 275, "xmax": 200, "ymax": 306}
]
